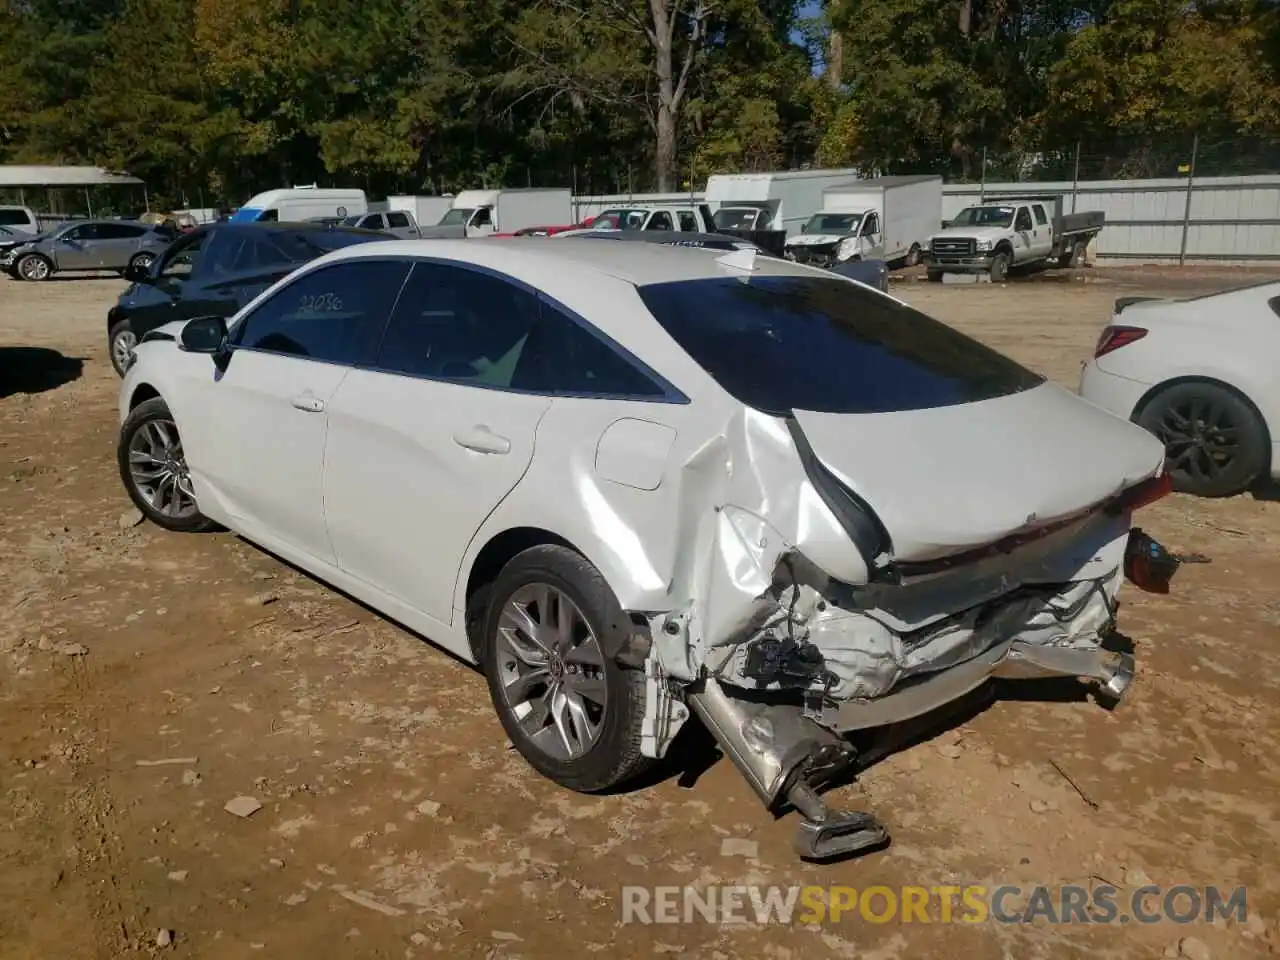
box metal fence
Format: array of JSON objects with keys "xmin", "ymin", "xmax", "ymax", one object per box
[{"xmin": 573, "ymin": 174, "xmax": 1280, "ymax": 264}]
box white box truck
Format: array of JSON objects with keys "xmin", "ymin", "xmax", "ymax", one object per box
[
  {"xmin": 784, "ymin": 175, "xmax": 943, "ymax": 269},
  {"xmin": 705, "ymin": 168, "xmax": 862, "ymax": 241},
  {"xmin": 418, "ymin": 188, "xmax": 573, "ymax": 238}
]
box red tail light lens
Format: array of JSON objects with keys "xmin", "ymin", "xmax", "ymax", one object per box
[{"xmin": 1095, "ymin": 325, "xmax": 1148, "ymax": 358}]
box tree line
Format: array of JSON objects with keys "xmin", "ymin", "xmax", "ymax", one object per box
[{"xmin": 0, "ymin": 0, "xmax": 1276, "ymax": 209}]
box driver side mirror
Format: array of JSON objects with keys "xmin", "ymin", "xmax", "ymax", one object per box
[
  {"xmin": 123, "ymin": 261, "xmax": 153, "ymax": 284},
  {"xmin": 180, "ymin": 315, "xmax": 229, "ymax": 355}
]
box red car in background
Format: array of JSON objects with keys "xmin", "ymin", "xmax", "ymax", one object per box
[{"xmin": 489, "ymin": 218, "xmax": 597, "ymax": 238}]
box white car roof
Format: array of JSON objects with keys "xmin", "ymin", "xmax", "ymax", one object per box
[{"xmin": 321, "ymin": 236, "xmax": 823, "ymax": 287}]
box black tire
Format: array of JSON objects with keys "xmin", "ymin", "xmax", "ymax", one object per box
[
  {"xmin": 14, "ymin": 253, "xmax": 52, "ymax": 282},
  {"xmin": 108, "ymin": 319, "xmax": 137, "ymax": 377},
  {"xmin": 989, "ymin": 249, "xmax": 1011, "ymax": 283},
  {"xmin": 1136, "ymin": 381, "xmax": 1268, "ymax": 497},
  {"xmin": 128, "ymin": 252, "xmax": 155, "ymax": 274},
  {"xmin": 1057, "ymin": 239, "xmax": 1087, "ymax": 269},
  {"xmin": 926, "ymin": 268, "xmax": 944, "ymax": 282},
  {"xmin": 117, "ymin": 397, "xmax": 218, "ymax": 532},
  {"xmin": 905, "ymin": 244, "xmax": 921, "ymax": 267},
  {"xmin": 480, "ymin": 544, "xmax": 653, "ymax": 793}
]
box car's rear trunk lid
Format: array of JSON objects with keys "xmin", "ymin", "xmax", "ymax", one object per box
[{"xmin": 791, "ymin": 382, "xmax": 1166, "ymax": 564}]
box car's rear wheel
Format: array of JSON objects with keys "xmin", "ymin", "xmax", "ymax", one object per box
[
  {"xmin": 128, "ymin": 252, "xmax": 155, "ymax": 275},
  {"xmin": 108, "ymin": 320, "xmax": 137, "ymax": 377},
  {"xmin": 480, "ymin": 545, "xmax": 652, "ymax": 793},
  {"xmin": 16, "ymin": 253, "xmax": 51, "ymax": 281},
  {"xmin": 117, "ymin": 397, "xmax": 217, "ymax": 532},
  {"xmin": 1136, "ymin": 381, "xmax": 1268, "ymax": 497}
]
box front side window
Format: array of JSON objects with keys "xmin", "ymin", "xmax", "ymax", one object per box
[
  {"xmin": 861, "ymin": 213, "xmax": 880, "ymax": 236},
  {"xmin": 804, "ymin": 213, "xmax": 859, "ymax": 234},
  {"xmin": 61, "ymin": 223, "xmax": 98, "ymax": 241},
  {"xmin": 647, "ymin": 211, "xmax": 674, "ymax": 231},
  {"xmin": 438, "ymin": 208, "xmax": 471, "ymax": 226},
  {"xmin": 636, "ymin": 275, "xmax": 1043, "ymax": 415},
  {"xmin": 158, "ymin": 232, "xmax": 207, "ymax": 280},
  {"xmin": 359, "ymin": 214, "xmax": 385, "ymax": 230},
  {"xmin": 1015, "ymin": 208, "xmax": 1034, "ymax": 231},
  {"xmin": 232, "ymin": 259, "xmax": 410, "ymax": 365},
  {"xmin": 470, "ymin": 207, "xmax": 492, "ymax": 227},
  {"xmin": 950, "ymin": 206, "xmax": 1014, "ymax": 228}
]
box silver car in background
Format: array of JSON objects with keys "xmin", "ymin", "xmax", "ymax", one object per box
[{"xmin": 3, "ymin": 219, "xmax": 176, "ymax": 281}]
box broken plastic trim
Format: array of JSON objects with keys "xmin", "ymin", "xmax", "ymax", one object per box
[{"xmin": 784, "ymin": 417, "xmax": 893, "ymax": 577}]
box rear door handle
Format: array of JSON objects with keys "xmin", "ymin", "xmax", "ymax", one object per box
[
  {"xmin": 291, "ymin": 393, "xmax": 325, "ymax": 414},
  {"xmin": 452, "ymin": 425, "xmax": 511, "ymax": 455}
]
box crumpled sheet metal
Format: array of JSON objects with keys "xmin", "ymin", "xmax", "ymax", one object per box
[{"xmin": 649, "ymin": 406, "xmax": 1134, "ymax": 702}]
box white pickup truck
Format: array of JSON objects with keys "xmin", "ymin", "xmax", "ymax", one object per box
[{"xmin": 925, "ymin": 197, "xmax": 1105, "ymax": 282}]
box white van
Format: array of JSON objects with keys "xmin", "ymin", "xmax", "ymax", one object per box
[{"xmin": 229, "ymin": 187, "xmax": 368, "ymax": 224}]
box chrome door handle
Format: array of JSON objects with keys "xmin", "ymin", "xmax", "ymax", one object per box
[
  {"xmin": 290, "ymin": 393, "xmax": 325, "ymax": 413},
  {"xmin": 452, "ymin": 425, "xmax": 511, "ymax": 455}
]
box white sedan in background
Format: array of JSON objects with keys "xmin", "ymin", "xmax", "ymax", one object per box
[
  {"xmin": 1080, "ymin": 279, "xmax": 1280, "ymax": 497},
  {"xmin": 118, "ymin": 239, "xmax": 1169, "ymax": 861}
]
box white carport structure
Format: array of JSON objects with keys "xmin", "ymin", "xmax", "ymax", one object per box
[{"xmin": 0, "ymin": 165, "xmax": 146, "ymax": 217}]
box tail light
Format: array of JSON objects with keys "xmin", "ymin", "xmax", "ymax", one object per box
[{"xmin": 1095, "ymin": 325, "xmax": 1148, "ymax": 358}]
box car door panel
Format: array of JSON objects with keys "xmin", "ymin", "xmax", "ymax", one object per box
[
  {"xmin": 187, "ymin": 350, "xmax": 350, "ymax": 563},
  {"xmin": 324, "ymin": 372, "xmax": 550, "ymax": 623},
  {"xmin": 181, "ymin": 258, "xmax": 412, "ymax": 566},
  {"xmin": 54, "ymin": 226, "xmax": 97, "ymax": 270}
]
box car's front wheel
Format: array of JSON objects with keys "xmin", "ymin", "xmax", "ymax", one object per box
[
  {"xmin": 117, "ymin": 397, "xmax": 217, "ymax": 532},
  {"xmin": 15, "ymin": 253, "xmax": 52, "ymax": 281},
  {"xmin": 481, "ymin": 545, "xmax": 652, "ymax": 793},
  {"xmin": 127, "ymin": 252, "xmax": 155, "ymax": 275},
  {"xmin": 108, "ymin": 320, "xmax": 137, "ymax": 377},
  {"xmin": 1136, "ymin": 381, "xmax": 1268, "ymax": 497},
  {"xmin": 989, "ymin": 250, "xmax": 1011, "ymax": 283}
]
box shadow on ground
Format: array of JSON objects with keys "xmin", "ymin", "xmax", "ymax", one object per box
[{"xmin": 0, "ymin": 346, "xmax": 85, "ymax": 398}]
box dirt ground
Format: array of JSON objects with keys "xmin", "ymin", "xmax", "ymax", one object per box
[{"xmin": 3, "ymin": 263, "xmax": 1280, "ymax": 960}]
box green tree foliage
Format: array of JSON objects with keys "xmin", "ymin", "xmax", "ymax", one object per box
[{"xmin": 0, "ymin": 0, "xmax": 1275, "ymax": 205}]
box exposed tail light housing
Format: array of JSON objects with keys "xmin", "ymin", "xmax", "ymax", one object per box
[{"xmin": 1094, "ymin": 324, "xmax": 1148, "ymax": 358}]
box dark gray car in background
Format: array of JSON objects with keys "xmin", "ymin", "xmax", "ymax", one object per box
[{"xmin": 2, "ymin": 219, "xmax": 176, "ymax": 282}]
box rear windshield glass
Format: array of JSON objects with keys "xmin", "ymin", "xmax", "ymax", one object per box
[{"xmin": 636, "ymin": 275, "xmax": 1044, "ymax": 415}]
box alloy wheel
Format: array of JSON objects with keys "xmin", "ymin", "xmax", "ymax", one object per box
[
  {"xmin": 112, "ymin": 329, "xmax": 138, "ymax": 372},
  {"xmin": 495, "ymin": 583, "xmax": 608, "ymax": 762},
  {"xmin": 1155, "ymin": 395, "xmax": 1241, "ymax": 489},
  {"xmin": 127, "ymin": 418, "xmax": 198, "ymax": 519},
  {"xmin": 19, "ymin": 256, "xmax": 49, "ymax": 281}
]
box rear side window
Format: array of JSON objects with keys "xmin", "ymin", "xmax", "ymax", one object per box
[
  {"xmin": 271, "ymin": 229, "xmax": 389, "ymax": 260},
  {"xmin": 1269, "ymin": 295, "xmax": 1280, "ymax": 321},
  {"xmin": 233, "ymin": 259, "xmax": 410, "ymax": 365},
  {"xmin": 678, "ymin": 211, "xmax": 698, "ymax": 232},
  {"xmin": 636, "ymin": 276, "xmax": 1043, "ymax": 415},
  {"xmin": 98, "ymin": 223, "xmax": 147, "ymax": 239},
  {"xmin": 1033, "ymin": 205, "xmax": 1048, "ymax": 225},
  {"xmin": 0, "ymin": 209, "xmax": 34, "ymax": 226},
  {"xmin": 386, "ymin": 211, "xmax": 411, "ymax": 228},
  {"xmin": 374, "ymin": 262, "xmax": 539, "ymax": 387},
  {"xmin": 519, "ymin": 302, "xmax": 667, "ymax": 398}
]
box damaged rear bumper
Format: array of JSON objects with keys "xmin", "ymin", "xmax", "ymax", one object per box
[{"xmin": 687, "ymin": 636, "xmax": 1133, "ymax": 862}]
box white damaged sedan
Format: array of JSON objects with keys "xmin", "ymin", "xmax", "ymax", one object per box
[{"xmin": 117, "ymin": 239, "xmax": 1172, "ymax": 860}]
